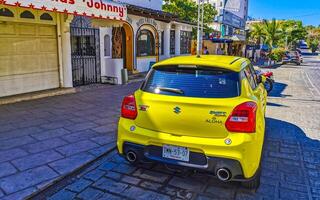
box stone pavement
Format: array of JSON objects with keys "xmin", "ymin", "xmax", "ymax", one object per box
[
  {"xmin": 33, "ymin": 57, "xmax": 320, "ymax": 200},
  {"xmin": 0, "ymin": 82, "xmax": 141, "ymax": 200}
]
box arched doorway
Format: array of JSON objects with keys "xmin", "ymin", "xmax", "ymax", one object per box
[
  {"xmin": 122, "ymin": 23, "xmax": 134, "ymax": 72},
  {"xmin": 111, "ymin": 23, "xmax": 134, "ymax": 72},
  {"xmin": 136, "ymin": 24, "xmax": 159, "ymax": 64}
]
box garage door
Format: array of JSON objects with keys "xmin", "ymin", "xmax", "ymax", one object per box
[{"xmin": 0, "ymin": 22, "xmax": 59, "ymax": 97}]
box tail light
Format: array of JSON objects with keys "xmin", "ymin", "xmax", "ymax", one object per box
[
  {"xmin": 225, "ymin": 102, "xmax": 257, "ymax": 133},
  {"xmin": 121, "ymin": 95, "xmax": 137, "ymax": 120}
]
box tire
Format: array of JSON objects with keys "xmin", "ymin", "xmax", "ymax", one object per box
[
  {"xmin": 264, "ymin": 78, "xmax": 273, "ymax": 94},
  {"xmin": 241, "ymin": 167, "xmax": 261, "ymax": 190}
]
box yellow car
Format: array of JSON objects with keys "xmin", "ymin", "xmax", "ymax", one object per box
[{"xmin": 117, "ymin": 55, "xmax": 267, "ymax": 189}]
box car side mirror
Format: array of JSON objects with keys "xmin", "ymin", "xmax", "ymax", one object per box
[{"xmin": 257, "ymin": 75, "xmax": 266, "ymax": 84}]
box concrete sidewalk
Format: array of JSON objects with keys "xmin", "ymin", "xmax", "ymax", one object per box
[{"xmin": 0, "ymin": 82, "xmax": 140, "ymax": 200}]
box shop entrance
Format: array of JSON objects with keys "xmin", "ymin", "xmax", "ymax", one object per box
[{"xmin": 70, "ymin": 16, "xmax": 101, "ymax": 86}]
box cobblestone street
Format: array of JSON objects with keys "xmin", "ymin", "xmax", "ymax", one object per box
[
  {"xmin": 28, "ymin": 56, "xmax": 320, "ymax": 200},
  {"xmin": 0, "ymin": 0, "xmax": 319, "ymax": 199},
  {"xmin": 0, "ymin": 84, "xmax": 141, "ymax": 200}
]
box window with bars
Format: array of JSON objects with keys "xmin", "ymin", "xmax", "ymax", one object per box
[
  {"xmin": 180, "ymin": 31, "xmax": 192, "ymax": 54},
  {"xmin": 161, "ymin": 31, "xmax": 164, "ymax": 55},
  {"xmin": 170, "ymin": 30, "xmax": 175, "ymax": 55},
  {"xmin": 137, "ymin": 29, "xmax": 155, "ymax": 57}
]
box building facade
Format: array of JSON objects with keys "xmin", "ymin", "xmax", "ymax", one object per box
[
  {"xmin": 207, "ymin": 0, "xmax": 248, "ymax": 37},
  {"xmin": 198, "ymin": 0, "xmax": 249, "ymax": 56},
  {"xmin": 99, "ymin": 4, "xmax": 193, "ymax": 84},
  {"xmin": 0, "ymin": 0, "xmax": 193, "ymax": 98}
]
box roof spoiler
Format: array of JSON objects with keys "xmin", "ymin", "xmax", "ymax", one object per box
[{"xmin": 230, "ymin": 57, "xmax": 242, "ymax": 65}]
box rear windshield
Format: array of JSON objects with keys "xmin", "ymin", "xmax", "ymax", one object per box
[{"xmin": 141, "ymin": 65, "xmax": 240, "ymax": 98}]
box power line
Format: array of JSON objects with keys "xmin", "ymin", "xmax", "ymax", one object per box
[{"xmin": 290, "ymin": 13, "xmax": 320, "ymax": 18}]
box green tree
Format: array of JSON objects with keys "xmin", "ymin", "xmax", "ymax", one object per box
[
  {"xmin": 248, "ymin": 19, "xmax": 308, "ymax": 50},
  {"xmin": 309, "ymin": 39, "xmax": 319, "ymax": 53},
  {"xmin": 163, "ymin": 0, "xmax": 217, "ymax": 35},
  {"xmin": 262, "ymin": 19, "xmax": 282, "ymax": 49},
  {"xmin": 248, "ymin": 23, "xmax": 265, "ymax": 45},
  {"xmin": 306, "ymin": 26, "xmax": 320, "ymax": 52},
  {"xmin": 280, "ymin": 20, "xmax": 307, "ymax": 49}
]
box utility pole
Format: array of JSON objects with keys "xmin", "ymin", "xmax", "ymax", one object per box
[
  {"xmin": 200, "ymin": 0, "xmax": 204, "ymax": 54},
  {"xmin": 196, "ymin": 0, "xmax": 201, "ymax": 57}
]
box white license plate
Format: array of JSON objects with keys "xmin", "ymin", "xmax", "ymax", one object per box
[{"xmin": 162, "ymin": 145, "xmax": 189, "ymax": 162}]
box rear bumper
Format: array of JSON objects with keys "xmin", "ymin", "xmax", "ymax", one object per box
[
  {"xmin": 121, "ymin": 142, "xmax": 246, "ymax": 181},
  {"xmin": 117, "ymin": 118, "xmax": 264, "ymax": 179}
]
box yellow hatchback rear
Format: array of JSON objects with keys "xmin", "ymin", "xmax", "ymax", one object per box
[{"xmin": 117, "ymin": 55, "xmax": 267, "ymax": 189}]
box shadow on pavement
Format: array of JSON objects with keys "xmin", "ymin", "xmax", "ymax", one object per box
[
  {"xmin": 301, "ymin": 52, "xmax": 319, "ymax": 56},
  {"xmin": 268, "ymin": 82, "xmax": 290, "ymax": 98},
  {"xmin": 259, "ymin": 63, "xmax": 283, "ymax": 69},
  {"xmin": 265, "ymin": 117, "xmax": 317, "ymax": 142},
  {"xmin": 33, "ymin": 117, "xmax": 320, "ymax": 200},
  {"xmin": 266, "ymin": 102, "xmax": 288, "ymax": 107},
  {"xmin": 249, "ymin": 117, "xmax": 319, "ymax": 199}
]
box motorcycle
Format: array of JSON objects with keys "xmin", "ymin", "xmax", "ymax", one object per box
[{"xmin": 256, "ymin": 70, "xmax": 274, "ymax": 94}]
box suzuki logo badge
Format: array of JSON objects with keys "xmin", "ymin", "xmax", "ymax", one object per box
[{"xmin": 173, "ymin": 106, "xmax": 181, "ymax": 114}]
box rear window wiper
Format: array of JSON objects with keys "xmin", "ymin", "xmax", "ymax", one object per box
[{"xmin": 156, "ymin": 87, "xmax": 184, "ymax": 95}]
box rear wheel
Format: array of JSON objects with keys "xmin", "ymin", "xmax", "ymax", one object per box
[{"xmin": 241, "ymin": 166, "xmax": 261, "ymax": 190}]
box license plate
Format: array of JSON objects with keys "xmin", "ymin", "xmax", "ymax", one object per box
[{"xmin": 162, "ymin": 145, "xmax": 189, "ymax": 162}]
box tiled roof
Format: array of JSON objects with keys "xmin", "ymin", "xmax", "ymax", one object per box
[{"xmin": 126, "ymin": 4, "xmax": 196, "ymax": 25}]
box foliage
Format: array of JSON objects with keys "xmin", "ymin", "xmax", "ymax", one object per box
[
  {"xmin": 308, "ymin": 39, "xmax": 319, "ymax": 53},
  {"xmin": 163, "ymin": 0, "xmax": 217, "ymax": 35},
  {"xmin": 262, "ymin": 19, "xmax": 283, "ymax": 49},
  {"xmin": 248, "ymin": 23, "xmax": 265, "ymax": 44},
  {"xmin": 306, "ymin": 26, "xmax": 320, "ymax": 53},
  {"xmin": 248, "ymin": 19, "xmax": 308, "ymax": 50},
  {"xmin": 279, "ymin": 20, "xmax": 307, "ymax": 48},
  {"xmin": 267, "ymin": 47, "xmax": 286, "ymax": 61}
]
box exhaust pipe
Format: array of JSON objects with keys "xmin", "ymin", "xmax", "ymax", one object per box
[
  {"xmin": 126, "ymin": 151, "xmax": 137, "ymax": 163},
  {"xmin": 216, "ymin": 168, "xmax": 231, "ymax": 181}
]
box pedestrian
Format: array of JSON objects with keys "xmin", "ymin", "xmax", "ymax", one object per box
[{"xmin": 203, "ymin": 46, "xmax": 209, "ymax": 55}]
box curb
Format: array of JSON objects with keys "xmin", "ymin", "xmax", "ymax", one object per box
[
  {"xmin": 0, "ymin": 88, "xmax": 76, "ymax": 105},
  {"xmin": 26, "ymin": 144, "xmax": 116, "ymax": 200}
]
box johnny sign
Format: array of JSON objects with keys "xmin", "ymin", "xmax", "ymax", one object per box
[{"xmin": 1, "ymin": 0, "xmax": 127, "ymax": 20}]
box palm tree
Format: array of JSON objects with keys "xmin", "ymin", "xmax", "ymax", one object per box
[
  {"xmin": 249, "ymin": 23, "xmax": 265, "ymax": 45},
  {"xmin": 262, "ymin": 19, "xmax": 282, "ymax": 50}
]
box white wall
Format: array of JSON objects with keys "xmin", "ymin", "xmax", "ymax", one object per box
[
  {"xmin": 137, "ymin": 57, "xmax": 156, "ymax": 72},
  {"xmin": 116, "ymin": 0, "xmax": 163, "ymax": 11},
  {"xmin": 99, "ymin": 27, "xmax": 124, "ymax": 84},
  {"xmin": 103, "ymin": 58, "xmax": 124, "ymax": 84}
]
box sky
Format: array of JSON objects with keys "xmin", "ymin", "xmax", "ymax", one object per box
[{"xmin": 248, "ymin": 0, "xmax": 320, "ymax": 26}]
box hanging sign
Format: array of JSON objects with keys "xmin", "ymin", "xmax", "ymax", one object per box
[{"xmin": 0, "ymin": 0, "xmax": 127, "ymax": 20}]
